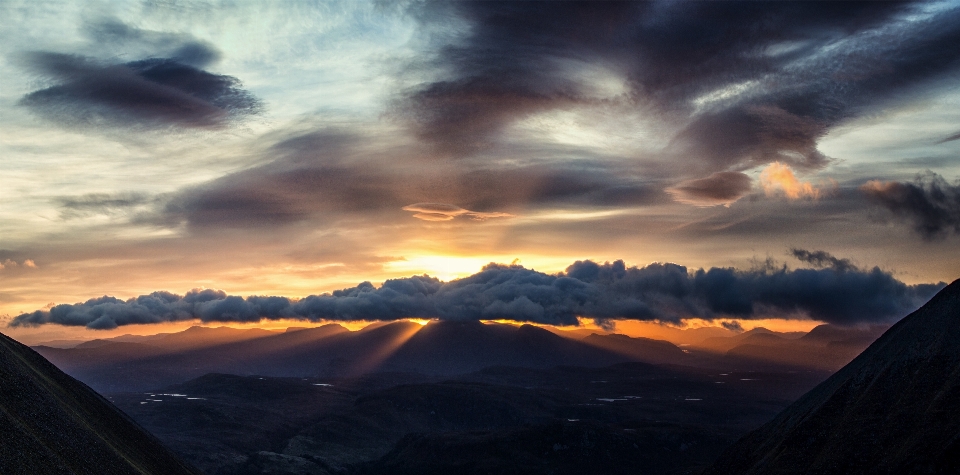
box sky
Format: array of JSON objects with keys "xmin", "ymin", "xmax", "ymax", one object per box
[{"xmin": 1, "ymin": 1, "xmax": 959, "ymax": 343}]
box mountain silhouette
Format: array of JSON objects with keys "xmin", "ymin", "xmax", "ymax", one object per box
[
  {"xmin": 34, "ymin": 321, "xmax": 690, "ymax": 392},
  {"xmin": 580, "ymin": 332, "xmax": 690, "ymax": 364},
  {"xmin": 703, "ymin": 278, "xmax": 960, "ymax": 475},
  {"xmin": 0, "ymin": 332, "xmax": 199, "ymax": 475}
]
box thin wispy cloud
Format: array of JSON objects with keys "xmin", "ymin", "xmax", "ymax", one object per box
[{"xmin": 402, "ymin": 203, "xmax": 513, "ymax": 221}]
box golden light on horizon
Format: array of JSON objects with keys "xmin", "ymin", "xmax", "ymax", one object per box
[{"xmin": 384, "ymin": 255, "xmax": 501, "ymax": 281}]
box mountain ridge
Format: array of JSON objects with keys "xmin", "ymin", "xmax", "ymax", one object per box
[{"xmin": 703, "ymin": 278, "xmax": 960, "ymax": 475}]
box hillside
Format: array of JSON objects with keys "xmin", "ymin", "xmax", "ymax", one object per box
[
  {"xmin": 0, "ymin": 332, "xmax": 199, "ymax": 475},
  {"xmin": 703, "ymin": 279, "xmax": 960, "ymax": 475}
]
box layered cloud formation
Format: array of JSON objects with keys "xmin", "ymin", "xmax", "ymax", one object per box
[
  {"xmin": 11, "ymin": 252, "xmax": 942, "ymax": 330},
  {"xmin": 405, "ymin": 1, "xmax": 960, "ymax": 173}
]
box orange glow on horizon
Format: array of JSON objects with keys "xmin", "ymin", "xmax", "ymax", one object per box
[
  {"xmin": 6, "ymin": 313, "xmax": 824, "ymax": 347},
  {"xmin": 534, "ymin": 317, "xmax": 822, "ymax": 341}
]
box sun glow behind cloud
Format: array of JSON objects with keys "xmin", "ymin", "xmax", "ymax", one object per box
[{"xmin": 384, "ymin": 255, "xmax": 501, "ymax": 281}]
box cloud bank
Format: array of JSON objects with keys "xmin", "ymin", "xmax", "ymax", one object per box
[{"xmin": 11, "ymin": 253, "xmax": 942, "ymax": 330}]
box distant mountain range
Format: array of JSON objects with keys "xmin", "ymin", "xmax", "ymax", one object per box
[
  {"xmin": 704, "ymin": 278, "xmax": 960, "ymax": 475},
  {"xmin": 0, "ymin": 331, "xmax": 199, "ymax": 475},
  {"xmin": 33, "ymin": 322, "xmax": 697, "ymax": 392},
  {"xmin": 692, "ymin": 324, "xmax": 890, "ymax": 371},
  {"xmin": 31, "ymin": 319, "xmax": 888, "ymax": 393}
]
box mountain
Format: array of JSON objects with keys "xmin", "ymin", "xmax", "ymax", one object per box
[
  {"xmin": 111, "ymin": 361, "xmax": 825, "ymax": 475},
  {"xmin": 73, "ymin": 325, "xmax": 280, "ymax": 351},
  {"xmin": 379, "ymin": 321, "xmax": 684, "ymax": 374},
  {"xmin": 694, "ymin": 327, "xmax": 803, "ymax": 354},
  {"xmin": 799, "ymin": 323, "xmax": 888, "ymax": 347},
  {"xmin": 703, "ymin": 279, "xmax": 960, "ymax": 475},
  {"xmin": 0, "ymin": 331, "xmax": 199, "ymax": 475},
  {"xmin": 33, "ymin": 338, "xmax": 88, "ymax": 349},
  {"xmin": 580, "ymin": 333, "xmax": 690, "ymax": 364},
  {"xmin": 34, "ymin": 321, "xmax": 689, "ymax": 392},
  {"xmin": 148, "ymin": 325, "xmax": 279, "ymax": 351},
  {"xmin": 687, "ymin": 324, "xmax": 889, "ymax": 372}
]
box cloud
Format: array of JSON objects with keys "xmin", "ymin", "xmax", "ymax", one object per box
[
  {"xmin": 790, "ymin": 249, "xmax": 858, "ymax": 273},
  {"xmin": 935, "ymin": 130, "xmax": 960, "ymax": 144},
  {"xmin": 759, "ymin": 162, "xmax": 827, "ymax": 200},
  {"xmin": 861, "ymin": 172, "xmax": 960, "ymax": 240},
  {"xmin": 666, "ymin": 172, "xmax": 753, "ymax": 207},
  {"xmin": 0, "ymin": 259, "xmax": 37, "ymax": 271},
  {"xmin": 146, "ymin": 130, "xmax": 658, "ymax": 230},
  {"xmin": 11, "ymin": 257, "xmax": 943, "ymax": 329},
  {"xmin": 402, "ymin": 203, "xmax": 513, "ymax": 221},
  {"xmin": 721, "ymin": 321, "xmax": 744, "ymax": 333},
  {"xmin": 18, "ymin": 52, "xmax": 260, "ymax": 130},
  {"xmin": 82, "ymin": 18, "xmax": 222, "ymax": 67},
  {"xmin": 57, "ymin": 192, "xmax": 154, "ymax": 220},
  {"xmin": 404, "ymin": 1, "xmax": 960, "ymax": 171}
]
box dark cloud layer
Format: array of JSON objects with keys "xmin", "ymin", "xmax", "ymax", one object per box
[
  {"xmin": 406, "ymin": 1, "xmax": 960, "ymax": 171},
  {"xmin": 665, "ymin": 172, "xmax": 752, "ymax": 207},
  {"xmin": 11, "ymin": 254, "xmax": 943, "ymax": 330},
  {"xmin": 862, "ymin": 172, "xmax": 960, "ymax": 240},
  {"xmin": 149, "ymin": 131, "xmax": 660, "ymax": 230},
  {"xmin": 19, "ymin": 52, "xmax": 260, "ymax": 130}
]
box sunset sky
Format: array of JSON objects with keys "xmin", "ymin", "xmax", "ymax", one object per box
[{"xmin": 1, "ymin": 1, "xmax": 958, "ymax": 343}]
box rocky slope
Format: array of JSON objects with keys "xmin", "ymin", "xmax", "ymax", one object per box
[
  {"xmin": 703, "ymin": 279, "xmax": 960, "ymax": 475},
  {"xmin": 0, "ymin": 331, "xmax": 200, "ymax": 475}
]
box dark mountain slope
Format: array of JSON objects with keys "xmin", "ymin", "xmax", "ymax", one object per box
[
  {"xmin": 0, "ymin": 332, "xmax": 199, "ymax": 475},
  {"xmin": 703, "ymin": 279, "xmax": 960, "ymax": 475}
]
